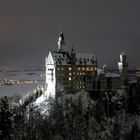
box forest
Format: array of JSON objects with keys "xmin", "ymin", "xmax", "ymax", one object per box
[{"xmin": 0, "ymin": 83, "xmax": 140, "ymax": 140}]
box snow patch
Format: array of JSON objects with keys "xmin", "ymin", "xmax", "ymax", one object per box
[{"xmin": 36, "ymin": 95, "xmax": 48, "ymax": 105}]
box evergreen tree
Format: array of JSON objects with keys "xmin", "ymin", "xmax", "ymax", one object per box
[{"xmin": 0, "ymin": 96, "xmax": 14, "ymax": 140}]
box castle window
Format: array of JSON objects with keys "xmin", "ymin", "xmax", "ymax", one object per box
[
  {"xmin": 91, "ymin": 67, "xmax": 94, "ymax": 71},
  {"xmin": 78, "ymin": 67, "xmax": 81, "ymax": 70},
  {"xmin": 82, "ymin": 67, "xmax": 85, "ymax": 70},
  {"xmin": 69, "ymin": 73, "xmax": 72, "ymax": 76},
  {"xmin": 69, "ymin": 77, "xmax": 72, "ymax": 81}
]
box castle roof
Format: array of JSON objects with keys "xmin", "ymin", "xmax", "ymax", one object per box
[
  {"xmin": 53, "ymin": 51, "xmax": 70, "ymax": 65},
  {"xmin": 52, "ymin": 51, "xmax": 97, "ymax": 66},
  {"xmin": 76, "ymin": 53, "xmax": 97, "ymax": 65},
  {"xmin": 97, "ymin": 69, "xmax": 120, "ymax": 78},
  {"xmin": 105, "ymin": 73, "xmax": 120, "ymax": 77}
]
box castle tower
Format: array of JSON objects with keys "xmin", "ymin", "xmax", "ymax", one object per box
[
  {"xmin": 118, "ymin": 52, "xmax": 128, "ymax": 86},
  {"xmin": 45, "ymin": 50, "xmax": 56, "ymax": 98},
  {"xmin": 57, "ymin": 30, "xmax": 65, "ymax": 52}
]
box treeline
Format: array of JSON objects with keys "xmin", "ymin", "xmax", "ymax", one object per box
[{"xmin": 0, "ymin": 89, "xmax": 140, "ymax": 140}]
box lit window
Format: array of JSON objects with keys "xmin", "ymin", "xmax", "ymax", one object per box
[
  {"xmin": 82, "ymin": 67, "xmax": 85, "ymax": 70},
  {"xmin": 57, "ymin": 68, "xmax": 60, "ymax": 71},
  {"xmin": 86, "ymin": 67, "xmax": 89, "ymax": 71},
  {"xmin": 69, "ymin": 73, "xmax": 72, "ymax": 76},
  {"xmin": 69, "ymin": 67, "xmax": 72, "ymax": 70},
  {"xmin": 91, "ymin": 67, "xmax": 93, "ymax": 71},
  {"xmin": 61, "ymin": 67, "xmax": 64, "ymax": 70},
  {"xmin": 73, "ymin": 72, "xmax": 75, "ymax": 75},
  {"xmin": 69, "ymin": 77, "xmax": 72, "ymax": 81},
  {"xmin": 78, "ymin": 67, "xmax": 81, "ymax": 70}
]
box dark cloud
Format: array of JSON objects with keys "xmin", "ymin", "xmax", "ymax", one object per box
[{"xmin": 0, "ymin": 0, "xmax": 140, "ymax": 68}]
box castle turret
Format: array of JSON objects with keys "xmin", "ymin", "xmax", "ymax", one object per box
[
  {"xmin": 57, "ymin": 30, "xmax": 65, "ymax": 52},
  {"xmin": 118, "ymin": 52, "xmax": 128, "ymax": 86},
  {"xmin": 45, "ymin": 50, "xmax": 56, "ymax": 98}
]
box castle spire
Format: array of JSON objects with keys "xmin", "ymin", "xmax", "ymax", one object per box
[
  {"xmin": 118, "ymin": 52, "xmax": 128, "ymax": 86},
  {"xmin": 58, "ymin": 30, "xmax": 65, "ymax": 52}
]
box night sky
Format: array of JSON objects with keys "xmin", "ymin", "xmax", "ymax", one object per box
[{"xmin": 0, "ymin": 0, "xmax": 140, "ymax": 68}]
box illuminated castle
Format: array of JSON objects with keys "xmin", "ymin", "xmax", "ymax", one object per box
[
  {"xmin": 45, "ymin": 31, "xmax": 128, "ymax": 98},
  {"xmin": 45, "ymin": 31, "xmax": 97, "ymax": 97}
]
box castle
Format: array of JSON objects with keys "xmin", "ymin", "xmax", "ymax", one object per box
[{"xmin": 45, "ymin": 31, "xmax": 128, "ymax": 97}]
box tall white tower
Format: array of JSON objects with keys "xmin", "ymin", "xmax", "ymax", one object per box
[
  {"xmin": 45, "ymin": 51, "xmax": 56, "ymax": 98},
  {"xmin": 118, "ymin": 52, "xmax": 128, "ymax": 86},
  {"xmin": 57, "ymin": 30, "xmax": 65, "ymax": 52}
]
